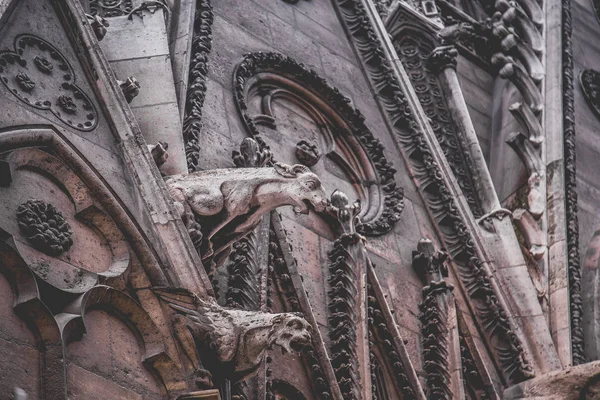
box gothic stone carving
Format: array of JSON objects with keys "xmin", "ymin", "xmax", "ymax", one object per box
[
  {"xmin": 154, "ymin": 288, "xmax": 312, "ymax": 382},
  {"xmin": 89, "ymin": 0, "xmax": 134, "ymax": 17},
  {"xmin": 333, "ymin": 0, "xmax": 534, "ymax": 383},
  {"xmin": 564, "ymin": 0, "xmax": 584, "ymax": 365},
  {"xmin": 295, "ymin": 140, "xmax": 322, "ymax": 167},
  {"xmin": 0, "ymin": 35, "xmax": 98, "ymax": 131},
  {"xmin": 117, "ymin": 76, "xmax": 140, "ymax": 103},
  {"xmin": 326, "ymin": 190, "xmax": 364, "ymax": 399},
  {"xmin": 183, "ymin": 0, "xmax": 214, "ymax": 172},
  {"xmin": 166, "ymin": 161, "xmax": 328, "ymax": 267},
  {"xmin": 148, "ymin": 141, "xmax": 169, "ymax": 169},
  {"xmin": 581, "ymin": 69, "xmax": 600, "ymax": 119},
  {"xmin": 16, "ymin": 199, "xmax": 74, "ymax": 256},
  {"xmin": 413, "ymin": 238, "xmax": 453, "ymax": 400},
  {"xmin": 86, "ymin": 14, "xmax": 110, "ymax": 41},
  {"xmin": 234, "ymin": 52, "xmax": 404, "ymax": 237}
]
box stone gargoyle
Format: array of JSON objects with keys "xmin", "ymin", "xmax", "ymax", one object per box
[
  {"xmin": 166, "ymin": 161, "xmax": 328, "ymax": 267},
  {"xmin": 153, "ymin": 287, "xmax": 312, "ymax": 384}
]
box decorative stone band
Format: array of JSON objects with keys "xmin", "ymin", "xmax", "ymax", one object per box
[
  {"xmin": 563, "ymin": 0, "xmax": 585, "ymax": 366},
  {"xmin": 333, "ymin": 0, "xmax": 534, "ymax": 383},
  {"xmin": 182, "ymin": 0, "xmax": 214, "ymax": 173},
  {"xmin": 233, "ymin": 51, "xmax": 404, "ymax": 237}
]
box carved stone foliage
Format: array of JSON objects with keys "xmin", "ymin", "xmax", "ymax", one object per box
[
  {"xmin": 393, "ymin": 32, "xmax": 483, "ymax": 217},
  {"xmin": 0, "ymin": 35, "xmax": 98, "ymax": 131},
  {"xmin": 16, "ymin": 199, "xmax": 73, "ymax": 256},
  {"xmin": 333, "ymin": 0, "xmax": 533, "ymax": 384},
  {"xmin": 413, "ymin": 239, "xmax": 453, "ymax": 400},
  {"xmin": 295, "ymin": 140, "xmax": 322, "ymax": 167},
  {"xmin": 564, "ymin": 0, "xmax": 584, "ymax": 366},
  {"xmin": 234, "ymin": 52, "xmax": 405, "ymax": 237},
  {"xmin": 326, "ymin": 191, "xmax": 363, "ymax": 399},
  {"xmin": 166, "ymin": 155, "xmax": 328, "ymax": 269},
  {"xmin": 183, "ymin": 0, "xmax": 214, "ymax": 173},
  {"xmin": 89, "ymin": 0, "xmax": 134, "ymax": 17},
  {"xmin": 581, "ymin": 69, "xmax": 600, "ymax": 119},
  {"xmin": 154, "ymin": 287, "xmax": 312, "ymax": 383}
]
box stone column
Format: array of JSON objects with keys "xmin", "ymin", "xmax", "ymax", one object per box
[
  {"xmin": 327, "ymin": 190, "xmax": 372, "ymax": 400},
  {"xmin": 413, "ymin": 238, "xmax": 464, "ymax": 399},
  {"xmin": 428, "ymin": 45, "xmax": 501, "ymax": 215}
]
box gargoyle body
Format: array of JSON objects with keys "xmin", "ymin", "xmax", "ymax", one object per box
[
  {"xmin": 166, "ymin": 162, "xmax": 328, "ymax": 267},
  {"xmin": 154, "ymin": 288, "xmax": 312, "ymax": 383}
]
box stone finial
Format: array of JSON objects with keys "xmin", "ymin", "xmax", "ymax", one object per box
[
  {"xmin": 295, "ymin": 140, "xmax": 322, "ymax": 167},
  {"xmin": 86, "ymin": 14, "xmax": 109, "ymax": 41},
  {"xmin": 427, "ymin": 45, "xmax": 458, "ymax": 73},
  {"xmin": 232, "ymin": 137, "xmax": 272, "ymax": 168},
  {"xmin": 147, "ymin": 141, "xmax": 169, "ymax": 169},
  {"xmin": 328, "ymin": 190, "xmax": 361, "ymax": 235},
  {"xmin": 117, "ymin": 76, "xmax": 140, "ymax": 103},
  {"xmin": 412, "ymin": 238, "xmax": 449, "ymax": 285}
]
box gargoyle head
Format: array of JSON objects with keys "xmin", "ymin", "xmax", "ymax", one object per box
[
  {"xmin": 268, "ymin": 313, "xmax": 312, "ymax": 354},
  {"xmin": 273, "ymin": 163, "xmax": 329, "ymax": 214}
]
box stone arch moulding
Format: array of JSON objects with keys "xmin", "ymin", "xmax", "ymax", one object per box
[
  {"xmin": 0, "ymin": 126, "xmax": 170, "ymax": 287},
  {"xmin": 233, "ymin": 52, "xmax": 404, "ymax": 236}
]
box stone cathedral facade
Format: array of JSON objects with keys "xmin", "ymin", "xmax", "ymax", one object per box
[{"xmin": 2, "ymin": 0, "xmax": 600, "ymax": 398}]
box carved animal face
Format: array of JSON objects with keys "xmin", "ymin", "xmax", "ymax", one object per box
[
  {"xmin": 268, "ymin": 314, "xmax": 312, "ymax": 354},
  {"xmin": 273, "ymin": 163, "xmax": 329, "ymax": 214}
]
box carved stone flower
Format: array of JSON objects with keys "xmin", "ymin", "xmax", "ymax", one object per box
[
  {"xmin": 15, "ymin": 72, "xmax": 35, "ymax": 92},
  {"xmin": 295, "ymin": 140, "xmax": 321, "ymax": 167},
  {"xmin": 57, "ymin": 95, "xmax": 77, "ymax": 114},
  {"xmin": 34, "ymin": 55, "xmax": 53, "ymax": 74},
  {"xmin": 16, "ymin": 199, "xmax": 74, "ymax": 256}
]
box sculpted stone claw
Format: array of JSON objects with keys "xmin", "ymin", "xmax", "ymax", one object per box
[
  {"xmin": 166, "ymin": 156, "xmax": 328, "ymax": 267},
  {"xmin": 154, "ymin": 287, "xmax": 312, "ymax": 382}
]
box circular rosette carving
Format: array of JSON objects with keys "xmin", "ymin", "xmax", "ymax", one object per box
[
  {"xmin": 0, "ymin": 34, "xmax": 98, "ymax": 131},
  {"xmin": 295, "ymin": 140, "xmax": 322, "ymax": 167},
  {"xmin": 16, "ymin": 199, "xmax": 73, "ymax": 256}
]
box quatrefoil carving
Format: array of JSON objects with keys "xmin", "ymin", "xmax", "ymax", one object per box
[{"xmin": 0, "ymin": 34, "xmax": 98, "ymax": 131}]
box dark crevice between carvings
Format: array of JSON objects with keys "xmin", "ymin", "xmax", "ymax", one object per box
[
  {"xmin": 564, "ymin": 0, "xmax": 585, "ymax": 365},
  {"xmin": 367, "ymin": 284, "xmax": 417, "ymax": 399},
  {"xmin": 233, "ymin": 52, "xmax": 404, "ymax": 237},
  {"xmin": 333, "ymin": 0, "xmax": 533, "ymax": 384},
  {"xmin": 183, "ymin": 0, "xmax": 213, "ymax": 173},
  {"xmin": 267, "ymin": 225, "xmax": 334, "ymax": 399}
]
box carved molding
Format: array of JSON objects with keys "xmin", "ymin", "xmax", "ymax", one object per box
[
  {"xmin": 0, "ymin": 35, "xmax": 99, "ymax": 131},
  {"xmin": 413, "ymin": 238, "xmax": 453, "ymax": 400},
  {"xmin": 333, "ymin": 0, "xmax": 534, "ymax": 383},
  {"xmin": 267, "ymin": 222, "xmax": 335, "ymax": 399},
  {"xmin": 367, "ymin": 285, "xmax": 418, "ymax": 399},
  {"xmin": 183, "ymin": 0, "xmax": 214, "ymax": 173},
  {"xmin": 393, "ymin": 31, "xmax": 483, "ymax": 217},
  {"xmin": 564, "ymin": 0, "xmax": 585, "ymax": 365},
  {"xmin": 233, "ymin": 52, "xmax": 405, "ymax": 237}
]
